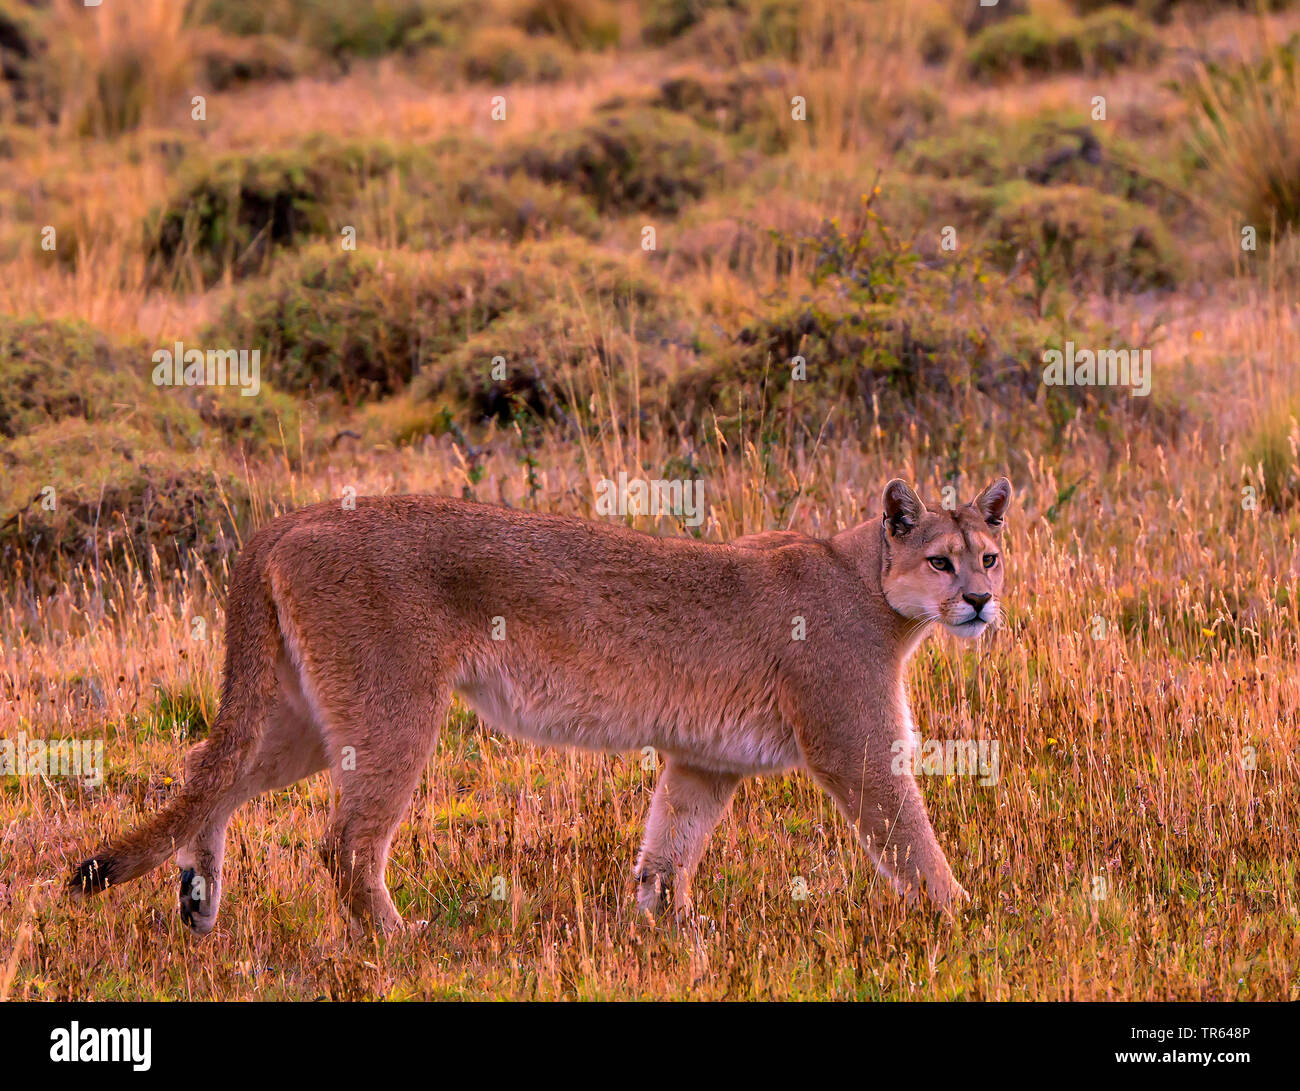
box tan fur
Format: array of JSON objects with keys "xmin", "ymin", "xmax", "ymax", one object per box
[{"xmin": 69, "ymin": 476, "xmax": 1012, "ymax": 935}]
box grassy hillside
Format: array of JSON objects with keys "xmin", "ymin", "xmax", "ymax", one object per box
[{"xmin": 0, "ymin": 0, "xmax": 1297, "ymax": 1000}]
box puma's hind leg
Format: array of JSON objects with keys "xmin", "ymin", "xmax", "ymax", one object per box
[
  {"xmin": 318, "ymin": 688, "xmax": 449, "ymax": 935},
  {"xmin": 266, "ymin": 527, "xmax": 454, "ymax": 934},
  {"xmin": 176, "ymin": 688, "xmax": 328, "ymax": 937},
  {"xmin": 634, "ymin": 757, "xmax": 740, "ymax": 916}
]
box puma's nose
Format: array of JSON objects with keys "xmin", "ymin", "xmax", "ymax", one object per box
[{"xmin": 963, "ymin": 592, "xmax": 991, "ymax": 616}]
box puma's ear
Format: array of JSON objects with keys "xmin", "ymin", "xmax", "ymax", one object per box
[
  {"xmin": 882, "ymin": 478, "xmax": 925, "ymax": 538},
  {"xmin": 973, "ymin": 477, "xmax": 1012, "ymax": 529}
]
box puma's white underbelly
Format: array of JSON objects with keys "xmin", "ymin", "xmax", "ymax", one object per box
[{"xmin": 451, "ymin": 673, "xmax": 801, "ymax": 777}]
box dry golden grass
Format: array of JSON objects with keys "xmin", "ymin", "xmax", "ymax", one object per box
[
  {"xmin": 1, "ymin": 0, "xmax": 1298, "ymax": 1000},
  {"xmin": 42, "ymin": 0, "xmax": 193, "ymax": 139}
]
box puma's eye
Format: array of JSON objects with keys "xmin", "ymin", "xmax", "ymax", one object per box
[
  {"xmin": 927, "ymin": 556, "xmax": 953, "ymax": 573},
  {"xmin": 983, "ymin": 553, "xmax": 998, "ymax": 569}
]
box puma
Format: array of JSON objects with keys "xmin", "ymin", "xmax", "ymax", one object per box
[{"xmin": 69, "ymin": 476, "xmax": 1012, "ymax": 935}]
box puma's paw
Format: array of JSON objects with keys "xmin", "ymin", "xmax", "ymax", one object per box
[
  {"xmin": 178, "ymin": 868, "xmax": 217, "ymax": 938},
  {"xmin": 935, "ymin": 883, "xmax": 971, "ymax": 916},
  {"xmin": 634, "ymin": 867, "xmax": 672, "ymax": 917}
]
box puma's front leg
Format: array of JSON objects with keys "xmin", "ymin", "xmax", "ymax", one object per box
[
  {"xmin": 807, "ymin": 732, "xmax": 967, "ymax": 912},
  {"xmin": 634, "ymin": 758, "xmax": 740, "ymax": 916}
]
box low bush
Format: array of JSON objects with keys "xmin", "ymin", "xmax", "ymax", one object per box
[
  {"xmin": 190, "ymin": 29, "xmax": 320, "ymax": 91},
  {"xmin": 989, "ymin": 182, "xmax": 1180, "ymax": 292},
  {"xmin": 207, "ymin": 238, "xmax": 679, "ymax": 422},
  {"xmin": 146, "ymin": 139, "xmax": 404, "ymax": 286},
  {"xmin": 192, "ymin": 0, "xmax": 435, "ymax": 60},
  {"xmin": 499, "ymin": 108, "xmax": 730, "ymax": 214},
  {"xmin": 459, "ymin": 24, "xmax": 578, "ymax": 84},
  {"xmin": 0, "ymin": 319, "xmax": 255, "ymax": 574},
  {"xmin": 0, "ymin": 420, "xmax": 247, "ymax": 576},
  {"xmin": 966, "ymin": 8, "xmax": 1160, "ymax": 81},
  {"xmin": 513, "ymin": 0, "xmax": 621, "ymax": 50},
  {"xmin": 0, "ymin": 0, "xmax": 45, "ymax": 120}
]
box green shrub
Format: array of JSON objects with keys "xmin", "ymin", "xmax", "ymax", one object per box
[
  {"xmin": 967, "ymin": 14, "xmax": 1077, "ymax": 78},
  {"xmin": 989, "ymin": 182, "xmax": 1180, "ymax": 291},
  {"xmin": 663, "ymin": 194, "xmax": 1086, "ymax": 431},
  {"xmin": 662, "ymin": 0, "xmax": 885, "ymax": 66},
  {"xmin": 675, "ymin": 291, "xmax": 904, "ymax": 412},
  {"xmin": 1075, "ymin": 8, "xmax": 1160, "ymax": 71},
  {"xmin": 149, "ymin": 134, "xmax": 609, "ymax": 286},
  {"xmin": 643, "ymin": 64, "xmax": 792, "ymax": 151},
  {"xmin": 742, "ymin": 0, "xmax": 801, "ymax": 61},
  {"xmin": 499, "ymin": 108, "xmax": 729, "ymax": 214},
  {"xmin": 146, "ymin": 139, "xmax": 402, "ymax": 286},
  {"xmin": 963, "ymin": 0, "xmax": 1030, "ymax": 34},
  {"xmin": 447, "ymin": 170, "xmax": 601, "ymax": 242},
  {"xmin": 0, "ymin": 420, "xmax": 248, "ymax": 576},
  {"xmin": 909, "ymin": 119, "xmax": 1086, "ymax": 187},
  {"xmin": 204, "ymin": 242, "xmax": 579, "ymax": 403},
  {"xmin": 642, "ymin": 0, "xmax": 728, "ymax": 45},
  {"xmin": 0, "ymin": 318, "xmax": 256, "ymax": 574},
  {"xmin": 204, "ymin": 246, "xmax": 447, "ymax": 402},
  {"xmin": 191, "ymin": 29, "xmax": 320, "ymax": 91},
  {"xmin": 0, "ymin": 318, "xmax": 143, "ymax": 440},
  {"xmin": 514, "ymin": 0, "xmax": 621, "ymax": 50},
  {"xmin": 420, "ymin": 255, "xmax": 684, "ymax": 424},
  {"xmin": 192, "ymin": 0, "xmax": 434, "ymax": 59},
  {"xmin": 337, "ymin": 131, "xmax": 602, "ymax": 245},
  {"xmin": 642, "ymin": 0, "xmax": 888, "ymax": 67},
  {"xmin": 1071, "ymin": 1, "xmax": 1296, "ymax": 19},
  {"xmin": 460, "ymin": 24, "xmax": 577, "ymax": 84},
  {"xmin": 876, "ymin": 175, "xmax": 1003, "ymax": 242},
  {"xmin": 906, "ymin": 111, "xmax": 1173, "ymax": 209},
  {"xmin": 0, "ymin": 315, "xmax": 300, "ymax": 450},
  {"xmin": 672, "ymin": 285, "xmax": 1050, "ymax": 430},
  {"xmin": 0, "ymin": 0, "xmax": 45, "ymax": 118},
  {"xmin": 207, "ymin": 238, "xmax": 677, "ymax": 420},
  {"xmin": 966, "ymin": 9, "xmax": 1160, "ymax": 81}
]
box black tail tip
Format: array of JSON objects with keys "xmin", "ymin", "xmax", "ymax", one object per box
[{"xmin": 69, "ymin": 856, "xmax": 114, "ymax": 896}]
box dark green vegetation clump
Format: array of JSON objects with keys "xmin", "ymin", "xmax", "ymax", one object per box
[
  {"xmin": 0, "ymin": 0, "xmax": 48, "ymax": 121},
  {"xmin": 190, "ymin": 29, "xmax": 320, "ymax": 91},
  {"xmin": 990, "ymin": 183, "xmax": 1180, "ymax": 292},
  {"xmin": 0, "ymin": 318, "xmax": 141, "ymax": 440},
  {"xmin": 499, "ymin": 108, "xmax": 732, "ymax": 214},
  {"xmin": 144, "ymin": 134, "xmax": 612, "ymax": 286},
  {"xmin": 147, "ymin": 139, "xmax": 404, "ymax": 286},
  {"xmin": 631, "ymin": 64, "xmax": 793, "ymax": 152},
  {"xmin": 1070, "ymin": 1, "xmax": 1297, "ymax": 18},
  {"xmin": 192, "ymin": 0, "xmax": 437, "ymax": 61},
  {"xmin": 206, "ymin": 238, "xmax": 680, "ymax": 419},
  {"xmin": 0, "ymin": 320, "xmax": 251, "ymax": 574},
  {"xmin": 966, "ymin": 8, "xmax": 1161, "ymax": 81}
]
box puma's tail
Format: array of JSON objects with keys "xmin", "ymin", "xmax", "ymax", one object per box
[
  {"xmin": 69, "ymin": 729, "xmax": 252, "ymax": 895},
  {"xmin": 69, "ymin": 542, "xmax": 280, "ymax": 897}
]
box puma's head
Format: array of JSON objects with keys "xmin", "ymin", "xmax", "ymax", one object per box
[{"xmin": 879, "ymin": 477, "xmax": 1012, "ymax": 638}]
